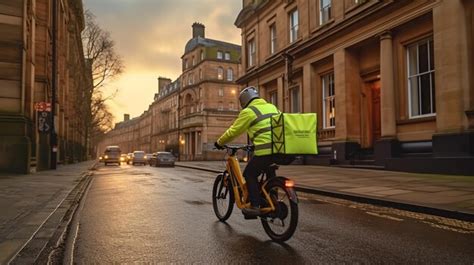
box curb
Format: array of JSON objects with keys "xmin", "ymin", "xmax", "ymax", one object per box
[
  {"xmin": 8, "ymin": 170, "xmax": 94, "ymax": 264},
  {"xmin": 176, "ymin": 164, "xmax": 474, "ymax": 222}
]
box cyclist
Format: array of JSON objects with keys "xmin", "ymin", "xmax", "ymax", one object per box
[{"xmin": 214, "ymin": 86, "xmax": 294, "ymax": 217}]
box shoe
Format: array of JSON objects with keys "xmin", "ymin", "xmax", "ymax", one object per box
[{"xmin": 242, "ymin": 206, "xmax": 263, "ymax": 217}]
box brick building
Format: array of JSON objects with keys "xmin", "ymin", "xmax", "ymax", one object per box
[
  {"xmin": 0, "ymin": 0, "xmax": 91, "ymax": 173},
  {"xmin": 234, "ymin": 0, "xmax": 474, "ymax": 175}
]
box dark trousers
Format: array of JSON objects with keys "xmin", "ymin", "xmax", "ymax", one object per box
[{"xmin": 243, "ymin": 155, "xmax": 294, "ymax": 207}]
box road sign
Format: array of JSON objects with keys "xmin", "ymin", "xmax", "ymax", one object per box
[
  {"xmin": 34, "ymin": 102, "xmax": 52, "ymax": 112},
  {"xmin": 38, "ymin": 111, "xmax": 52, "ymax": 133}
]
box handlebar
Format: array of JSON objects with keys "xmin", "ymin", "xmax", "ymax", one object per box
[{"xmin": 214, "ymin": 144, "xmax": 254, "ymax": 154}]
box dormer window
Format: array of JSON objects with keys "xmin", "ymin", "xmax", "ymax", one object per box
[{"xmin": 217, "ymin": 51, "xmax": 223, "ymax": 59}]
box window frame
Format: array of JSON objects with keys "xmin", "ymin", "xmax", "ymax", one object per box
[
  {"xmin": 289, "ymin": 9, "xmax": 299, "ymax": 44},
  {"xmin": 270, "ymin": 23, "xmax": 277, "ymax": 55},
  {"xmin": 217, "ymin": 67, "xmax": 224, "ymax": 80},
  {"xmin": 322, "ymin": 72, "xmax": 336, "ymax": 129},
  {"xmin": 248, "ymin": 38, "xmax": 256, "ymax": 67},
  {"xmin": 319, "ymin": 0, "xmax": 332, "ymax": 25},
  {"xmin": 227, "ymin": 68, "xmax": 234, "ymax": 81},
  {"xmin": 406, "ymin": 37, "xmax": 436, "ymax": 119},
  {"xmin": 218, "ymin": 87, "xmax": 224, "ymax": 97},
  {"xmin": 289, "ymin": 85, "xmax": 301, "ymax": 113},
  {"xmin": 217, "ymin": 51, "xmax": 223, "ymax": 60},
  {"xmin": 225, "ymin": 52, "xmax": 231, "ymax": 60}
]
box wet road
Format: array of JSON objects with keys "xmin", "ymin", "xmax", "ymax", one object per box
[{"xmin": 68, "ymin": 163, "xmax": 474, "ymax": 264}]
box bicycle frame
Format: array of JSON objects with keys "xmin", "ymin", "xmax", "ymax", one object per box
[{"xmin": 224, "ymin": 152, "xmax": 276, "ymax": 214}]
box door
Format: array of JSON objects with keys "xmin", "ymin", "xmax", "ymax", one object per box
[
  {"xmin": 371, "ymin": 81, "xmax": 381, "ymax": 144},
  {"xmin": 361, "ymin": 79, "xmax": 381, "ymax": 148}
]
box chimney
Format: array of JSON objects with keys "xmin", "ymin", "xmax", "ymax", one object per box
[
  {"xmin": 124, "ymin": 114, "xmax": 130, "ymax": 121},
  {"xmin": 158, "ymin": 77, "xmax": 172, "ymax": 93},
  {"xmin": 192, "ymin": 22, "xmax": 205, "ymax": 39}
]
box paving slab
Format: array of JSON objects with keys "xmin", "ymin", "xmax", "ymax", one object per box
[{"xmin": 0, "ymin": 161, "xmax": 94, "ymax": 264}]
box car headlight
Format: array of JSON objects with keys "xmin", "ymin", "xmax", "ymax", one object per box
[
  {"xmin": 104, "ymin": 155, "xmax": 108, "ymax": 159},
  {"xmin": 144, "ymin": 155, "xmax": 147, "ymax": 159},
  {"xmin": 120, "ymin": 157, "xmax": 125, "ymax": 161}
]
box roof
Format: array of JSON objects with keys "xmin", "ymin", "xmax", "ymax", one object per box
[{"xmin": 184, "ymin": 36, "xmax": 240, "ymax": 54}]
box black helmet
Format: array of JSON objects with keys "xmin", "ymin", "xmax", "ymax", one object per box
[{"xmin": 239, "ymin": 86, "xmax": 259, "ymax": 108}]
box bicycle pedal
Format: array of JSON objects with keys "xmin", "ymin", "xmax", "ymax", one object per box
[{"xmin": 243, "ymin": 214, "xmax": 258, "ymax": 220}]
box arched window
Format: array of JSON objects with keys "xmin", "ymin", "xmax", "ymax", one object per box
[
  {"xmin": 227, "ymin": 68, "xmax": 233, "ymax": 81},
  {"xmin": 217, "ymin": 67, "xmax": 224, "ymax": 80}
]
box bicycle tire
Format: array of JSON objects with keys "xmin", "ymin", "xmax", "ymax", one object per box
[
  {"xmin": 212, "ymin": 173, "xmax": 234, "ymax": 221},
  {"xmin": 261, "ymin": 180, "xmax": 298, "ymax": 242}
]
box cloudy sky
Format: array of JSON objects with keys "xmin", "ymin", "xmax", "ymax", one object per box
[{"xmin": 83, "ymin": 0, "xmax": 242, "ymax": 123}]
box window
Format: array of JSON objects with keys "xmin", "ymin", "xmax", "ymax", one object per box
[
  {"xmin": 200, "ymin": 50, "xmax": 204, "ymax": 61},
  {"xmin": 217, "ymin": 51, "xmax": 223, "ymax": 59},
  {"xmin": 184, "ymin": 59, "xmax": 188, "ymax": 69},
  {"xmin": 322, "ymin": 73, "xmax": 335, "ymax": 128},
  {"xmin": 218, "ymin": 101, "xmax": 223, "ymax": 111},
  {"xmin": 229, "ymin": 102, "xmax": 235, "ymax": 110},
  {"xmin": 227, "ymin": 68, "xmax": 233, "ymax": 81},
  {"xmin": 270, "ymin": 23, "xmax": 277, "ymax": 55},
  {"xmin": 217, "ymin": 67, "xmax": 224, "ymax": 80},
  {"xmin": 188, "ymin": 73, "xmax": 193, "ymax": 85},
  {"xmin": 225, "ymin": 52, "xmax": 231, "ymax": 60},
  {"xmin": 320, "ymin": 0, "xmax": 332, "ymax": 25},
  {"xmin": 192, "ymin": 56, "xmax": 195, "ymax": 66},
  {"xmin": 248, "ymin": 39, "xmax": 256, "ymax": 67},
  {"xmin": 218, "ymin": 88, "xmax": 224, "ymax": 97},
  {"xmin": 269, "ymin": 91, "xmax": 277, "ymax": 106},
  {"xmin": 289, "ymin": 9, "xmax": 299, "ymax": 43},
  {"xmin": 407, "ymin": 38, "xmax": 435, "ymax": 118},
  {"xmin": 199, "ymin": 69, "xmax": 203, "ymax": 80},
  {"xmin": 290, "ymin": 86, "xmax": 300, "ymax": 113}
]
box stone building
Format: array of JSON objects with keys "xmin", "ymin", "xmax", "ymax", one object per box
[
  {"xmin": 235, "ymin": 0, "xmax": 473, "ymax": 175},
  {"xmin": 0, "ymin": 0, "xmax": 90, "ymax": 173},
  {"xmin": 99, "ymin": 23, "xmax": 246, "ymax": 161},
  {"xmin": 179, "ymin": 23, "xmax": 245, "ymax": 160}
]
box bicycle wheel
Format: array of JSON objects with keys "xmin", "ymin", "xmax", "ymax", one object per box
[
  {"xmin": 261, "ymin": 180, "xmax": 298, "ymax": 242},
  {"xmin": 212, "ymin": 173, "xmax": 234, "ymax": 221}
]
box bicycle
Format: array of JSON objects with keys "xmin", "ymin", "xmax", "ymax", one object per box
[{"xmin": 212, "ymin": 144, "xmax": 299, "ymax": 242}]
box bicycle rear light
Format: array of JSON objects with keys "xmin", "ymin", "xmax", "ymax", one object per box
[{"xmin": 285, "ymin": 180, "xmax": 295, "ymax": 188}]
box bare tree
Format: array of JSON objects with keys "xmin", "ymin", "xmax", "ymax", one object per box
[{"xmin": 81, "ymin": 10, "xmax": 124, "ymax": 156}]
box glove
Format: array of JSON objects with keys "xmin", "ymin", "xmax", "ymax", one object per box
[{"xmin": 214, "ymin": 142, "xmax": 224, "ymax": 150}]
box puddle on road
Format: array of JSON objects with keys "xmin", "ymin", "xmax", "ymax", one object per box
[{"xmin": 183, "ymin": 200, "xmax": 211, "ymax": 206}]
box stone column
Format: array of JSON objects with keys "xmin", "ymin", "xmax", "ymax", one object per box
[
  {"xmin": 375, "ymin": 31, "xmax": 399, "ymax": 166},
  {"xmin": 332, "ymin": 49, "xmax": 360, "ymax": 162},
  {"xmin": 379, "ymin": 31, "xmax": 396, "ymax": 138},
  {"xmin": 432, "ymin": 0, "xmax": 473, "ymax": 158}
]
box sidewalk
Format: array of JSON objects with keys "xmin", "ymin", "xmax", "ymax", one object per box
[
  {"xmin": 175, "ymin": 161, "xmax": 474, "ymax": 221},
  {"xmin": 0, "ymin": 161, "xmax": 95, "ymax": 265}
]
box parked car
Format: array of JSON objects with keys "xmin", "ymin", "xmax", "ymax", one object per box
[
  {"xmin": 127, "ymin": 153, "xmax": 133, "ymax": 164},
  {"xmin": 150, "ymin": 152, "xmax": 176, "ymax": 167},
  {"xmin": 120, "ymin": 154, "xmax": 128, "ymax": 164},
  {"xmin": 131, "ymin": 151, "xmax": 147, "ymax": 165},
  {"xmin": 104, "ymin": 146, "xmax": 121, "ymax": 165},
  {"xmin": 145, "ymin": 153, "xmax": 153, "ymax": 165}
]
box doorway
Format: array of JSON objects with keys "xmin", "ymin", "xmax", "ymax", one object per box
[{"xmin": 361, "ymin": 79, "xmax": 381, "ymax": 148}]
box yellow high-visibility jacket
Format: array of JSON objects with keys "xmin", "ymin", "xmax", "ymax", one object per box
[{"xmin": 217, "ymin": 98, "xmax": 279, "ymax": 156}]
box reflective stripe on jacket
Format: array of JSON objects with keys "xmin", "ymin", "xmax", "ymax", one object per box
[{"xmin": 217, "ymin": 98, "xmax": 279, "ymax": 156}]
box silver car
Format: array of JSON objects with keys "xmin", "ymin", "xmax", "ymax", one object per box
[
  {"xmin": 132, "ymin": 151, "xmax": 147, "ymax": 165},
  {"xmin": 150, "ymin": 152, "xmax": 176, "ymax": 167}
]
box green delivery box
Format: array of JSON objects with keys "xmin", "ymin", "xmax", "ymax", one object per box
[{"xmin": 271, "ymin": 113, "xmax": 318, "ymax": 155}]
